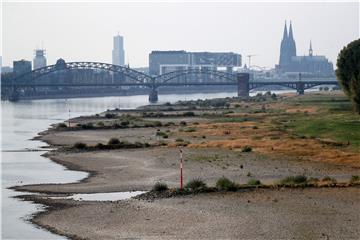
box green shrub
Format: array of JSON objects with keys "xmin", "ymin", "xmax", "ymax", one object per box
[
  {"xmin": 144, "ymin": 123, "xmax": 155, "ymax": 127},
  {"xmin": 183, "ymin": 111, "xmax": 195, "ymax": 117},
  {"xmin": 280, "ymin": 175, "xmax": 307, "ymax": 185},
  {"xmin": 74, "ymin": 142, "xmax": 87, "ymax": 149},
  {"xmin": 156, "ymin": 131, "xmax": 168, "ymax": 138},
  {"xmin": 79, "ymin": 122, "xmax": 94, "ymax": 129},
  {"xmin": 164, "ymin": 121, "xmax": 175, "ymax": 127},
  {"xmin": 308, "ymin": 177, "xmax": 319, "ymax": 183},
  {"xmin": 153, "ymin": 121, "xmax": 163, "ymax": 127},
  {"xmin": 322, "ymin": 176, "xmax": 337, "ymax": 183},
  {"xmin": 175, "ymin": 138, "xmax": 184, "ymax": 142},
  {"xmin": 57, "ymin": 123, "xmax": 67, "ymax": 128},
  {"xmin": 180, "ymin": 121, "xmax": 187, "ymax": 126},
  {"xmin": 95, "ymin": 143, "xmax": 107, "ymax": 149},
  {"xmin": 216, "ymin": 177, "xmax": 237, "ymax": 191},
  {"xmin": 247, "ymin": 179, "xmax": 261, "ymax": 186},
  {"xmin": 105, "ymin": 113, "xmax": 116, "ymax": 118},
  {"xmin": 120, "ymin": 120, "xmax": 130, "ymax": 127},
  {"xmin": 185, "ymin": 178, "xmax": 207, "ymax": 191},
  {"xmin": 184, "ymin": 128, "xmax": 196, "ymax": 132},
  {"xmin": 350, "ymin": 175, "xmax": 360, "ymax": 184},
  {"xmin": 96, "ymin": 121, "xmax": 105, "ymax": 127},
  {"xmin": 241, "ymin": 146, "xmax": 252, "ymax": 152},
  {"xmin": 108, "ymin": 138, "xmax": 120, "ymax": 145},
  {"xmin": 152, "ymin": 182, "xmax": 169, "ymax": 191}
]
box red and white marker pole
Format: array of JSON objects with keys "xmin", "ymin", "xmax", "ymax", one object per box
[
  {"xmin": 68, "ymin": 108, "xmax": 71, "ymax": 127},
  {"xmin": 179, "ymin": 148, "xmax": 183, "ymax": 190}
]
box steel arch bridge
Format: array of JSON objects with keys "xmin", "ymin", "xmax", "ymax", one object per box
[
  {"xmin": 10, "ymin": 62, "xmax": 239, "ymax": 86},
  {"xmin": 2, "ymin": 60, "xmax": 339, "ymax": 102},
  {"xmin": 12, "ymin": 60, "xmax": 153, "ymax": 85}
]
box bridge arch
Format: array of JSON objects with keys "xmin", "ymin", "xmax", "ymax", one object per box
[
  {"xmin": 12, "ymin": 60, "xmax": 153, "ymax": 84},
  {"xmin": 303, "ymin": 82, "xmax": 339, "ymax": 90},
  {"xmin": 154, "ymin": 68, "xmax": 237, "ymax": 85},
  {"xmin": 249, "ymin": 83, "xmax": 298, "ymax": 91}
]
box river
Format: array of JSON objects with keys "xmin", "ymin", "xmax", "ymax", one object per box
[{"xmin": 4, "ymin": 91, "xmax": 272, "ymax": 239}]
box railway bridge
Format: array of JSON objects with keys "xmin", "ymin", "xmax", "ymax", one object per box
[{"xmin": 1, "ymin": 59, "xmax": 339, "ymax": 102}]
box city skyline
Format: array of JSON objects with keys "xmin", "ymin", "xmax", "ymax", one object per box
[{"xmin": 2, "ymin": 2, "xmax": 359, "ymax": 69}]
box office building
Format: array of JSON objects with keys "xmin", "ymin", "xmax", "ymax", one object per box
[
  {"xmin": 112, "ymin": 34, "xmax": 125, "ymax": 66},
  {"xmin": 13, "ymin": 59, "xmax": 32, "ymax": 77},
  {"xmin": 149, "ymin": 50, "xmax": 241, "ymax": 75}
]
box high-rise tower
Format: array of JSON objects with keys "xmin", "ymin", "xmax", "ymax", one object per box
[
  {"xmin": 112, "ymin": 34, "xmax": 125, "ymax": 66},
  {"xmin": 33, "ymin": 49, "xmax": 47, "ymax": 70}
]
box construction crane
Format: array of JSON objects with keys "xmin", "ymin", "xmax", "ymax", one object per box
[{"xmin": 246, "ymin": 54, "xmax": 258, "ymax": 69}]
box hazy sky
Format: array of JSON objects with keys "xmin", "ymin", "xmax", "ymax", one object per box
[{"xmin": 1, "ymin": 1, "xmax": 359, "ymax": 69}]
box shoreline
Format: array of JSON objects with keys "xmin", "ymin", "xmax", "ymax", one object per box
[{"xmin": 10, "ymin": 92, "xmax": 360, "ymax": 239}]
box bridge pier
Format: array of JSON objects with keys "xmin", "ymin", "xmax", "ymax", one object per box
[
  {"xmin": 149, "ymin": 87, "xmax": 158, "ymax": 103},
  {"xmin": 296, "ymin": 82, "xmax": 305, "ymax": 95},
  {"xmin": 237, "ymin": 73, "xmax": 250, "ymax": 99}
]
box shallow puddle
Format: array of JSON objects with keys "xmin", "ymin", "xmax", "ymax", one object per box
[{"xmin": 55, "ymin": 191, "xmax": 146, "ymax": 201}]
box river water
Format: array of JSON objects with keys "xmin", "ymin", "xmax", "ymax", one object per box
[{"xmin": 2, "ymin": 91, "xmax": 260, "ymax": 239}]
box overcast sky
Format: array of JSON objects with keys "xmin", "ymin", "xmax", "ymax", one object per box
[{"xmin": 1, "ymin": 1, "xmax": 359, "ymax": 69}]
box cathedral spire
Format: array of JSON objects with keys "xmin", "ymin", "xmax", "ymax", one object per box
[
  {"xmin": 283, "ymin": 21, "xmax": 288, "ymax": 39},
  {"xmin": 289, "ymin": 21, "xmax": 294, "ymax": 39}
]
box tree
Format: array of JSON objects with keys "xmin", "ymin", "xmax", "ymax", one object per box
[{"xmin": 336, "ymin": 39, "xmax": 360, "ymax": 114}]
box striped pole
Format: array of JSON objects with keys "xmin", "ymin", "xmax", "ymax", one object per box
[
  {"xmin": 68, "ymin": 108, "xmax": 71, "ymax": 127},
  {"xmin": 179, "ymin": 148, "xmax": 183, "ymax": 190}
]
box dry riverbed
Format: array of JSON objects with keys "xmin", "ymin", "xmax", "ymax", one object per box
[
  {"xmin": 13, "ymin": 92, "xmax": 360, "ymax": 239},
  {"xmin": 21, "ymin": 187, "xmax": 360, "ymax": 240}
]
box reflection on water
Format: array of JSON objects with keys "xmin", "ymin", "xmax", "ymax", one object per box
[{"xmin": 1, "ymin": 90, "xmax": 293, "ymax": 239}]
